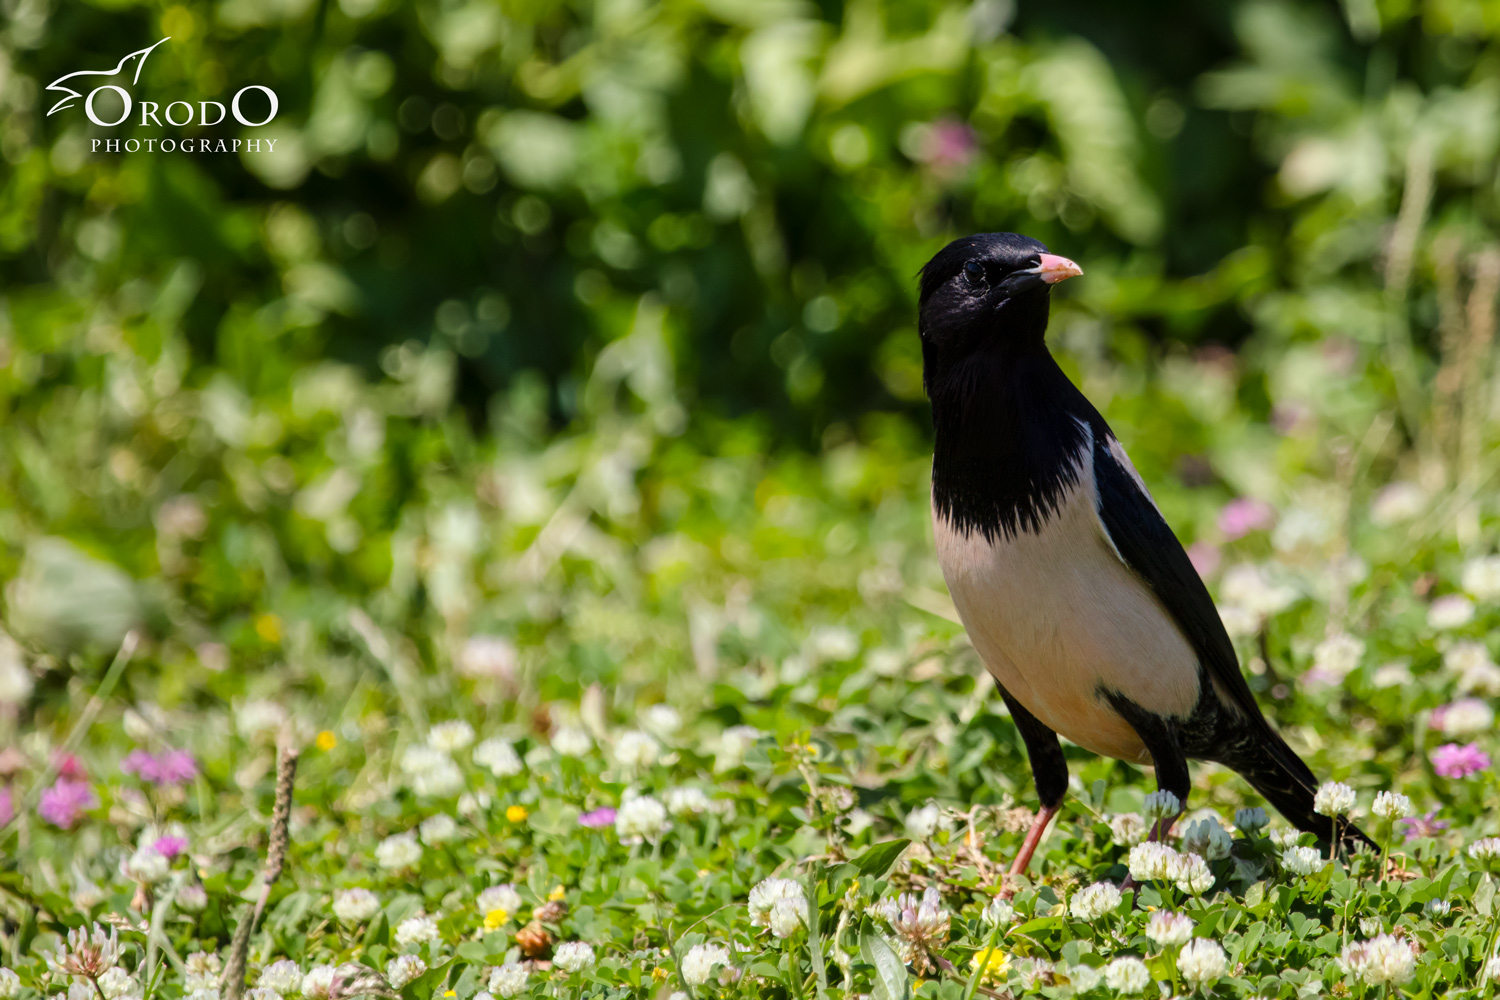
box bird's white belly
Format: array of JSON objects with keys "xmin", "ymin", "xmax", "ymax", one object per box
[{"xmin": 933, "ymin": 479, "xmax": 1201, "ymax": 765}]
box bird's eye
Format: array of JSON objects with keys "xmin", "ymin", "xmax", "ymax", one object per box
[{"xmin": 963, "ymin": 260, "xmax": 986, "ymax": 286}]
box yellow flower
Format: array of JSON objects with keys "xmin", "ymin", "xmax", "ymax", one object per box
[
  {"xmin": 255, "ymin": 613, "xmax": 282, "ymax": 643},
  {"xmin": 484, "ymin": 908, "xmax": 509, "ymax": 930},
  {"xmin": 651, "ymin": 968, "xmax": 668, "ymax": 983},
  {"xmin": 316, "ymin": 730, "xmax": 337, "ymax": 751},
  {"xmin": 971, "ymin": 947, "xmax": 1011, "ymax": 985},
  {"xmin": 443, "ymin": 992, "xmax": 455, "ymax": 998},
  {"xmin": 506, "ymin": 805, "xmax": 528, "ymax": 823},
  {"xmin": 548, "ymin": 885, "xmax": 565, "ymax": 901}
]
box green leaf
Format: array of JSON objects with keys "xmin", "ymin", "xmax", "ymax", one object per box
[
  {"xmin": 860, "ymin": 927, "xmax": 911, "ymax": 1000},
  {"xmin": 1475, "ymin": 876, "xmax": 1496, "ymax": 916},
  {"xmin": 852, "ymin": 839, "xmax": 910, "ymax": 879}
]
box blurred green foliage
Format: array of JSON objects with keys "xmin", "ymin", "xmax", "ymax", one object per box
[{"xmin": 4, "ymin": 0, "xmax": 1500, "ymax": 683}]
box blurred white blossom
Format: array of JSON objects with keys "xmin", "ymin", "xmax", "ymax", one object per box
[
  {"xmin": 473, "ymin": 738, "xmax": 523, "ymax": 777},
  {"xmin": 614, "ymin": 795, "xmax": 668, "ymax": 842},
  {"xmin": 333, "ymin": 889, "xmax": 380, "ymax": 924},
  {"xmin": 427, "ymin": 720, "xmax": 474, "ymax": 752},
  {"xmin": 551, "ymin": 726, "xmax": 592, "ymax": 757},
  {"xmin": 1429, "ymin": 594, "xmax": 1475, "ymax": 630},
  {"xmin": 1462, "ymin": 555, "xmax": 1500, "ymax": 600},
  {"xmin": 613, "ymin": 730, "xmax": 660, "ymax": 770},
  {"xmin": 375, "ymin": 832, "xmax": 423, "ymax": 870},
  {"xmin": 385, "ymin": 955, "xmax": 425, "ymax": 989}
]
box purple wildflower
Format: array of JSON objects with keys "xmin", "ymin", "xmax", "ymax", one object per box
[
  {"xmin": 152, "ymin": 835, "xmax": 189, "ymax": 858},
  {"xmin": 0, "ymin": 785, "xmax": 12, "ymax": 826},
  {"xmin": 121, "ymin": 748, "xmax": 199, "ymax": 787},
  {"xmin": 1397, "ymin": 810, "xmax": 1449, "ymax": 842},
  {"xmin": 922, "ymin": 120, "xmax": 978, "ymax": 174},
  {"xmin": 578, "ymin": 807, "xmax": 617, "ymax": 829},
  {"xmin": 38, "ymin": 778, "xmax": 97, "ymax": 829},
  {"xmin": 1218, "ymin": 498, "xmax": 1275, "ymax": 540},
  {"xmin": 1431, "ymin": 742, "xmax": 1491, "ymax": 780},
  {"xmin": 1187, "ymin": 541, "xmax": 1221, "ymax": 578}
]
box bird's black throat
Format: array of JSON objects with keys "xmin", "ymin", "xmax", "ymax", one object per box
[{"xmin": 927, "ymin": 335, "xmax": 1098, "ymax": 543}]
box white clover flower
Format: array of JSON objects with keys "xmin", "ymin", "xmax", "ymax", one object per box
[
  {"xmin": 615, "ymin": 795, "xmax": 669, "ymax": 842},
  {"xmin": 395, "ymin": 913, "xmax": 440, "ymax": 949},
  {"xmin": 1313, "ymin": 781, "xmax": 1355, "ymax": 817},
  {"xmin": 399, "ymin": 745, "xmax": 447, "ymax": 776},
  {"xmin": 1146, "ymin": 911, "xmax": 1195, "ymax": 948},
  {"xmin": 385, "ymin": 955, "xmax": 426, "ymax": 989},
  {"xmin": 1281, "ymin": 845, "xmax": 1326, "ymax": 876},
  {"xmin": 458, "ymin": 636, "xmax": 516, "ymax": 680},
  {"xmin": 457, "ymin": 791, "xmax": 492, "ymax": 818},
  {"xmin": 487, "ymin": 963, "xmax": 528, "ymax": 998},
  {"xmin": 0, "ymin": 969, "xmax": 20, "ymax": 1000},
  {"xmin": 245, "ymin": 988, "xmax": 280, "ymax": 1000},
  {"xmin": 126, "ymin": 844, "xmax": 170, "ymax": 884},
  {"xmin": 1372, "ymin": 661, "xmax": 1414, "ymax": 688},
  {"xmin": 1429, "ymin": 594, "xmax": 1476, "ymax": 630},
  {"xmin": 1127, "ymin": 842, "xmax": 1179, "ymax": 882},
  {"xmin": 1458, "ymin": 660, "xmax": 1500, "ymax": 696},
  {"xmin": 1108, "ymin": 812, "xmax": 1148, "ymax": 846},
  {"xmin": 473, "ymin": 738, "xmax": 523, "ymax": 778},
  {"xmin": 1172, "ymin": 852, "xmax": 1215, "ymax": 896},
  {"xmin": 257, "ymin": 961, "xmax": 302, "ymax": 996},
  {"xmin": 427, "ymin": 720, "xmax": 474, "ymax": 752},
  {"xmin": 1463, "ymin": 556, "xmax": 1500, "ymax": 600},
  {"xmin": 1177, "ymin": 939, "xmax": 1227, "ymax": 986},
  {"xmin": 333, "ymin": 888, "xmax": 380, "ymax": 924},
  {"xmin": 1361, "ymin": 934, "xmax": 1416, "ymax": 985},
  {"xmin": 184, "ymin": 952, "xmax": 221, "ymax": 989},
  {"xmin": 1218, "ymin": 604, "xmax": 1259, "ymax": 637},
  {"xmin": 1426, "ymin": 899, "xmax": 1451, "ymax": 917},
  {"xmin": 0, "ymin": 635, "xmax": 32, "ymax": 704},
  {"xmin": 178, "ymin": 883, "xmax": 209, "ymax": 912},
  {"xmin": 1270, "ymin": 826, "xmax": 1303, "ymax": 849},
  {"xmin": 551, "ymin": 942, "xmax": 595, "ymax": 974},
  {"xmin": 642, "ymin": 704, "xmax": 682, "ymax": 737},
  {"xmin": 1468, "ymin": 837, "xmax": 1500, "ymax": 863},
  {"xmin": 375, "ymin": 832, "xmax": 423, "ymax": 870},
  {"xmin": 1068, "ymin": 882, "xmax": 1122, "ymax": 921},
  {"xmin": 682, "ymin": 943, "xmax": 733, "ymax": 985},
  {"xmin": 186, "ymin": 990, "xmax": 218, "ymax": 1000},
  {"xmin": 300, "ymin": 965, "xmax": 337, "ymax": 1000},
  {"xmin": 68, "ymin": 983, "xmax": 94, "ymax": 1000},
  {"xmin": 97, "ymin": 969, "xmax": 139, "ymax": 1000},
  {"xmin": 236, "ymin": 700, "xmax": 288, "ymax": 740},
  {"xmin": 980, "ymin": 897, "xmax": 1014, "ymax": 927},
  {"xmin": 1358, "ymin": 917, "xmax": 1383, "ymax": 937},
  {"xmin": 1143, "ymin": 790, "xmax": 1181, "ymax": 820},
  {"xmin": 1064, "ymin": 964, "xmax": 1101, "ymax": 991},
  {"xmin": 477, "ymin": 884, "xmax": 523, "ymax": 916},
  {"xmin": 808, "ymin": 625, "xmax": 859, "ymax": 661},
  {"xmin": 1181, "ymin": 817, "xmax": 1232, "ymax": 861},
  {"xmin": 1221, "ymin": 564, "xmax": 1298, "ymax": 617},
  {"xmin": 714, "ymin": 725, "xmax": 763, "ymax": 770},
  {"xmin": 1312, "ymin": 633, "xmax": 1364, "ymax": 680},
  {"xmin": 551, "ymin": 726, "xmax": 592, "ymax": 757},
  {"xmin": 1444, "ymin": 641, "xmax": 1493, "ymax": 675},
  {"xmin": 1373, "ymin": 791, "xmax": 1413, "ymax": 820},
  {"xmin": 613, "ymin": 730, "xmax": 660, "ymax": 770},
  {"xmin": 664, "ymin": 787, "xmax": 711, "ymax": 815},
  {"xmin": 905, "ymin": 802, "xmax": 942, "ymax": 839},
  {"xmin": 410, "ymin": 758, "xmax": 464, "ymax": 797},
  {"xmin": 1370, "ymin": 482, "xmax": 1425, "ymax": 525},
  {"xmin": 419, "ymin": 814, "xmax": 458, "ymax": 846},
  {"xmin": 767, "ymin": 897, "xmax": 806, "ymax": 938},
  {"xmin": 1234, "ymin": 806, "xmax": 1268, "ymax": 833},
  {"xmin": 874, "ymin": 888, "xmax": 950, "ymax": 969},
  {"xmin": 1436, "ymin": 698, "xmax": 1496, "ymax": 734},
  {"xmin": 1103, "ymin": 956, "xmax": 1152, "ymax": 994},
  {"xmin": 749, "ymin": 878, "xmax": 806, "ymax": 926}
]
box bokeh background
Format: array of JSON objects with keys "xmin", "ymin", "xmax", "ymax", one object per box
[{"xmin": 1, "ymin": 0, "xmax": 1498, "ymax": 768}]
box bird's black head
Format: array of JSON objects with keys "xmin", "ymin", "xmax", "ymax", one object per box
[{"xmin": 917, "ymin": 233, "xmax": 1081, "ymax": 372}]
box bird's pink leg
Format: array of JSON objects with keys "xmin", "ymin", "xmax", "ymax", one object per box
[{"xmin": 1000, "ymin": 802, "xmax": 1060, "ymax": 896}]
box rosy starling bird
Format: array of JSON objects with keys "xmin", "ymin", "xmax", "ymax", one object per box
[{"xmin": 919, "ymin": 232, "xmax": 1372, "ymax": 879}]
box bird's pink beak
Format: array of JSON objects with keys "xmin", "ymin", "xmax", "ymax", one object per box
[{"xmin": 1027, "ymin": 253, "xmax": 1083, "ymax": 284}]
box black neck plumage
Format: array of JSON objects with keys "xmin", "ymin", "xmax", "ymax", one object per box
[{"xmin": 928, "ymin": 341, "xmax": 1099, "ymax": 543}]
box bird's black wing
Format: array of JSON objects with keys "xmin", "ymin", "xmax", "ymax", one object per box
[{"xmin": 1088, "ymin": 430, "xmax": 1268, "ymax": 728}]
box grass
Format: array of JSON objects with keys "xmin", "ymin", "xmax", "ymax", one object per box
[{"xmin": 2, "ymin": 325, "xmax": 1500, "ymax": 1000}]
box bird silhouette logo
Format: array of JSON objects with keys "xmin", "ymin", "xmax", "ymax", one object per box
[{"xmin": 45, "ymin": 37, "xmax": 171, "ymax": 117}]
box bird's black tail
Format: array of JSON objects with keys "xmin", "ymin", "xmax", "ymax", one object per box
[{"xmin": 1215, "ymin": 726, "xmax": 1377, "ymax": 851}]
